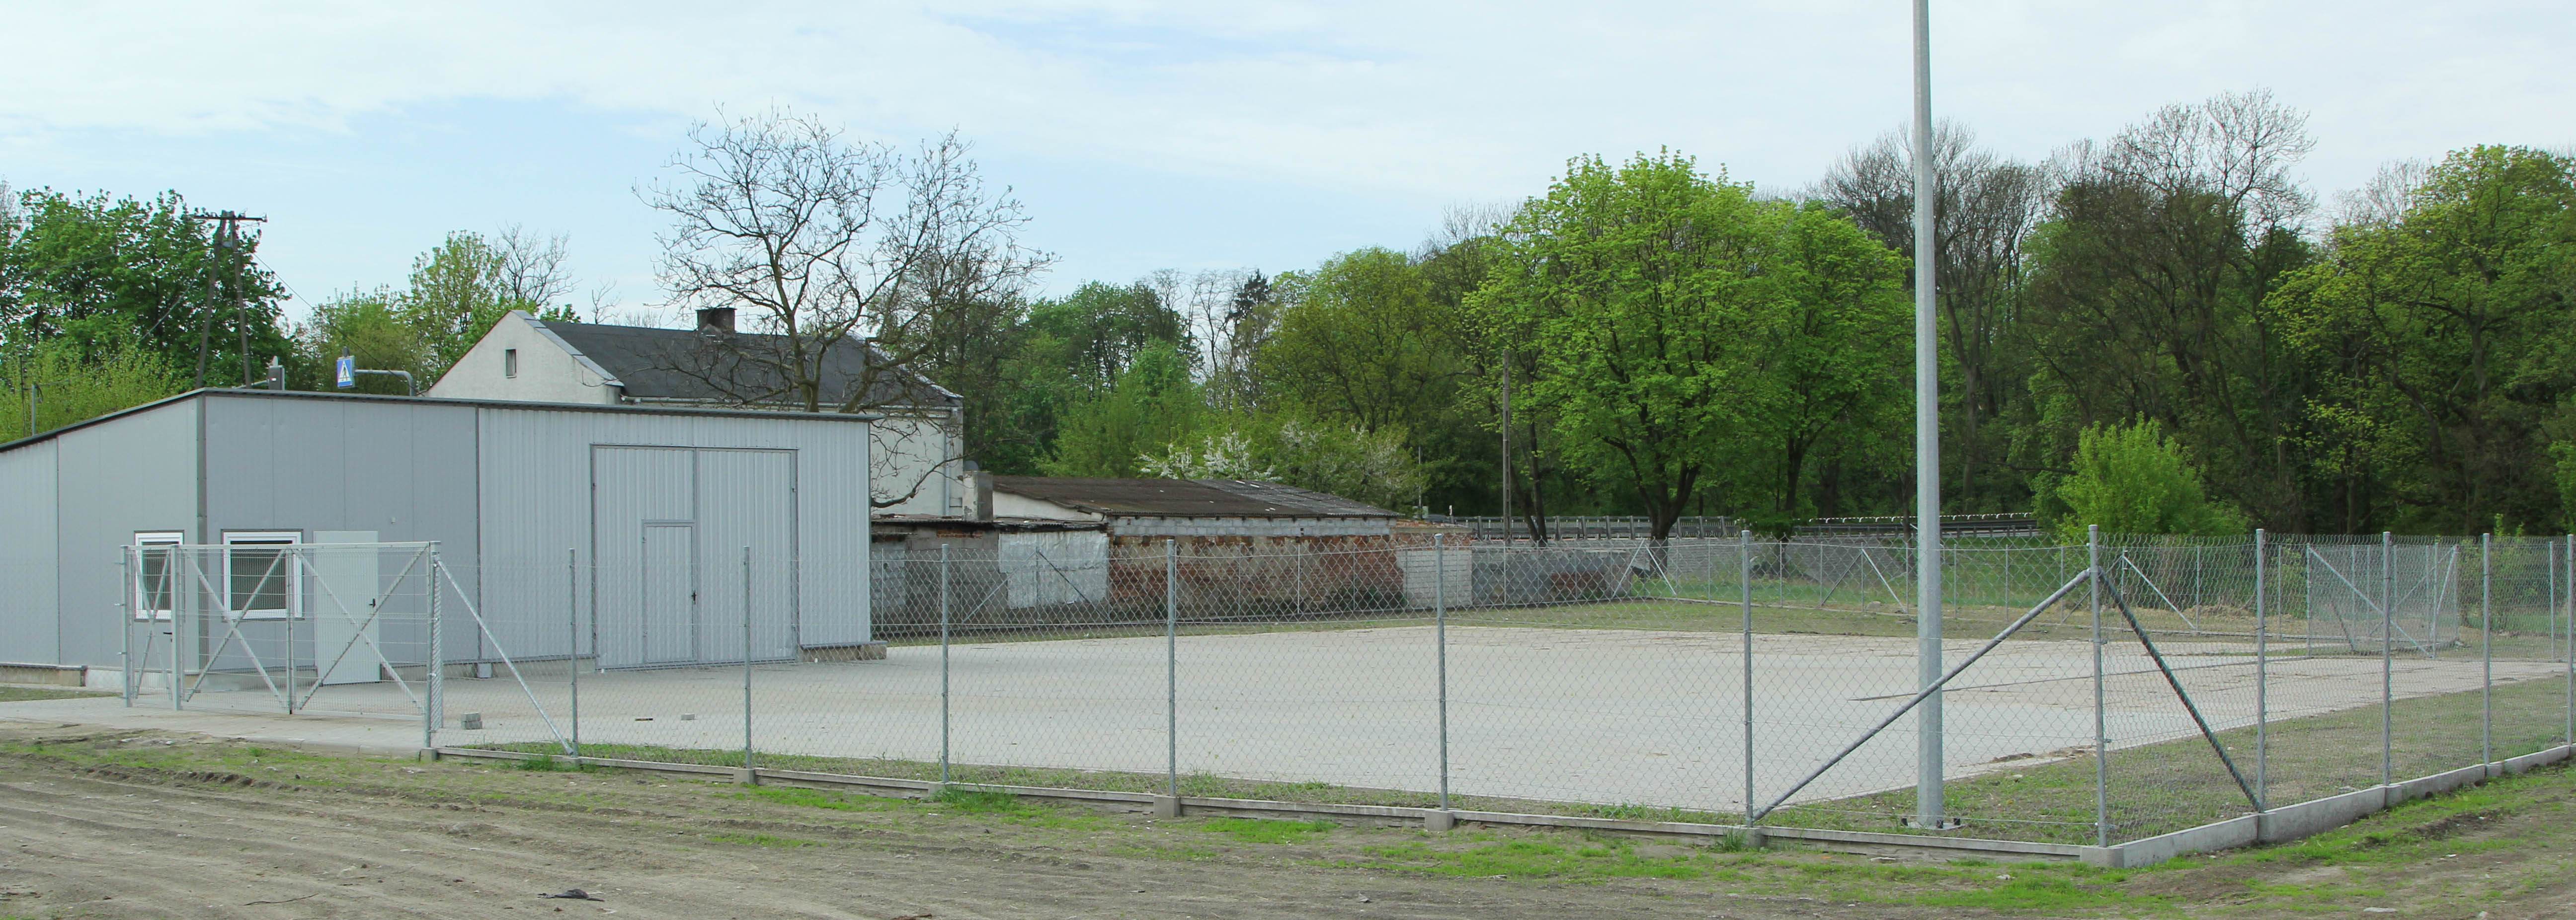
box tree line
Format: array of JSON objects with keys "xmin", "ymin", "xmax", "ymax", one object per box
[{"xmin": 5, "ymin": 91, "xmax": 2572, "ymax": 540}]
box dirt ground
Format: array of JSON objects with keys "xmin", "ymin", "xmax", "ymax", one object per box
[{"xmin": 3, "ymin": 719, "xmax": 2576, "ymax": 919}]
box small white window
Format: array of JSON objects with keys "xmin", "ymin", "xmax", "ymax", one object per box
[
  {"xmin": 222, "ymin": 531, "xmax": 303, "ymax": 620},
  {"xmin": 504, "ymin": 348, "xmax": 519, "ymax": 379},
  {"xmin": 133, "ymin": 532, "xmax": 183, "ymax": 621}
]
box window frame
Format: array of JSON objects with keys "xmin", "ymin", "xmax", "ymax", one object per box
[
  {"xmin": 220, "ymin": 531, "xmax": 304, "ymax": 621},
  {"xmin": 132, "ymin": 532, "xmax": 183, "ymax": 621},
  {"xmin": 504, "ymin": 347, "xmax": 518, "ymax": 379}
]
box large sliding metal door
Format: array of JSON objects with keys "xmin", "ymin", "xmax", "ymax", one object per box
[{"xmin": 592, "ymin": 445, "xmax": 795, "ymax": 669}]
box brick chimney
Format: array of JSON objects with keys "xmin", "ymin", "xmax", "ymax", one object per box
[{"xmin": 696, "ymin": 307, "xmax": 736, "ymax": 333}]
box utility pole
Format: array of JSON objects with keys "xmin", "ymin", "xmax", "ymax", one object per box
[
  {"xmin": 186, "ymin": 211, "xmax": 267, "ymax": 388},
  {"xmin": 1910, "ymin": 0, "xmax": 1949, "ymax": 830},
  {"xmin": 1500, "ymin": 355, "xmax": 1512, "ymax": 544}
]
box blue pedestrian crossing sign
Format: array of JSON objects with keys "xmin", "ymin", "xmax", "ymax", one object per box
[{"xmin": 335, "ymin": 355, "xmax": 355, "ymax": 389}]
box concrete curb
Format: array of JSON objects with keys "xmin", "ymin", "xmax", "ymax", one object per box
[
  {"xmin": 2083, "ymin": 743, "xmax": 2576, "ymax": 867},
  {"xmin": 427, "ymin": 746, "xmax": 2087, "ymax": 859},
  {"xmin": 428, "ymin": 742, "xmax": 2576, "ymax": 867}
]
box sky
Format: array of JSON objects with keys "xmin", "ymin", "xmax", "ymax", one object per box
[{"xmin": 5, "ymin": 1, "xmax": 2570, "ymax": 323}]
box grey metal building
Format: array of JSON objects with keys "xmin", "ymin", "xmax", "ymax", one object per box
[{"xmin": 0, "ymin": 388, "xmax": 874, "ymax": 686}]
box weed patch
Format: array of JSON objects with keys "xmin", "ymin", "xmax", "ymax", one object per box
[
  {"xmin": 726, "ymin": 785, "xmax": 897, "ymax": 813},
  {"xmin": 1356, "ymin": 836, "xmax": 1709, "ymax": 882},
  {"xmin": 0, "ymin": 687, "xmax": 111, "ymax": 703},
  {"xmin": 1200, "ymin": 817, "xmax": 1335, "ymax": 844},
  {"xmin": 707, "ymin": 832, "xmax": 818, "ymax": 848}
]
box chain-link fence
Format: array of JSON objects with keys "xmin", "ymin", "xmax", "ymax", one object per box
[{"xmin": 116, "ymin": 529, "xmax": 2576, "ymax": 850}]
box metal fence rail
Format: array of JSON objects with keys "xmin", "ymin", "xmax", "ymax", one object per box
[{"xmin": 117, "ymin": 529, "xmax": 2576, "ymax": 852}]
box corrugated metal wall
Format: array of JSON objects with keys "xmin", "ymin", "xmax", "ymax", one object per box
[
  {"xmin": 201, "ymin": 395, "xmax": 480, "ymax": 671},
  {"xmin": 0, "ymin": 439, "xmax": 62, "ymax": 664},
  {"xmin": 0, "ymin": 392, "xmax": 870, "ymax": 672},
  {"xmin": 53, "ymin": 399, "xmax": 201, "ymax": 669},
  {"xmin": 474, "ymin": 405, "xmax": 871, "ymax": 668}
]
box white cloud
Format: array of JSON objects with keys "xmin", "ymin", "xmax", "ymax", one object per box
[
  {"xmin": 5, "ymin": 1, "xmax": 2569, "ymax": 307},
  {"xmin": 13, "ymin": 2, "xmax": 2571, "ymax": 197}
]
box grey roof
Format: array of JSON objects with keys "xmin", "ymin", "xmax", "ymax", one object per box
[
  {"xmin": 0, "ymin": 387, "xmax": 878, "ymax": 457},
  {"xmin": 991, "ymin": 477, "xmax": 1397, "ymax": 519},
  {"xmin": 537, "ymin": 318, "xmax": 961, "ymax": 410}
]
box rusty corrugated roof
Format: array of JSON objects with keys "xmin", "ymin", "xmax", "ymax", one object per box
[{"xmin": 990, "ymin": 477, "xmax": 1396, "ymax": 519}]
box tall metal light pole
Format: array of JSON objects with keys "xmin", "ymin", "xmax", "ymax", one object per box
[{"xmin": 1911, "ymin": 0, "xmax": 1948, "ymax": 829}]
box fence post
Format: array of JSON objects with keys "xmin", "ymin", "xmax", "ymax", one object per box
[
  {"xmin": 1435, "ymin": 533, "xmax": 1449, "ymax": 812},
  {"xmin": 170, "ymin": 548, "xmax": 185, "ymax": 711},
  {"xmin": 2381, "ymin": 532, "xmax": 2394, "ymax": 789},
  {"xmin": 1165, "ymin": 538, "xmax": 1179, "ymax": 802},
  {"xmin": 427, "ymin": 548, "xmax": 444, "ymax": 750},
  {"xmin": 2254, "ymin": 528, "xmax": 2267, "ymax": 809},
  {"xmin": 2480, "ymin": 534, "xmax": 2491, "ymax": 766},
  {"xmin": 940, "ymin": 543, "xmax": 952, "ymax": 786},
  {"xmin": 284, "ymin": 549, "xmax": 297, "ymax": 716},
  {"xmin": 2091, "ymin": 525, "xmax": 2108, "ymax": 848},
  {"xmin": 568, "ymin": 548, "xmax": 581, "ymax": 759},
  {"xmin": 1741, "ymin": 529, "xmax": 1755, "ymax": 827},
  {"xmin": 120, "ymin": 548, "xmax": 134, "ymax": 707},
  {"xmin": 2566, "ymin": 535, "xmax": 2574, "ymax": 748},
  {"xmin": 742, "ymin": 545, "xmax": 755, "ymax": 774}
]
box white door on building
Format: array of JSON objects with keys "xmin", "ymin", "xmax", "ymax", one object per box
[{"xmin": 311, "ymin": 531, "xmax": 384, "ymax": 685}]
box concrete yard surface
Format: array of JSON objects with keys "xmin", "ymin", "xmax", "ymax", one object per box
[{"xmin": 19, "ymin": 625, "xmax": 2556, "ymax": 814}]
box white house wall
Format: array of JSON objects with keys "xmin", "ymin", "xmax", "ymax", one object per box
[
  {"xmin": 871, "ymin": 412, "xmax": 967, "ymax": 518},
  {"xmin": 426, "ymin": 312, "xmax": 620, "ymax": 404}
]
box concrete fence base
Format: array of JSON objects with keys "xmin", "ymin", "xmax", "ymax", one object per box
[
  {"xmin": 2079, "ymin": 743, "xmax": 2576, "ymax": 868},
  {"xmin": 423, "ymin": 741, "xmax": 2576, "ymax": 867}
]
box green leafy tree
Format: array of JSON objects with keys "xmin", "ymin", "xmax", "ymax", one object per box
[
  {"xmin": 1261, "ymin": 414, "xmax": 1427, "ymax": 512},
  {"xmin": 1473, "ymin": 151, "xmax": 1905, "ymax": 541},
  {"xmin": 1022, "ymin": 281, "xmax": 1191, "ymax": 394},
  {"xmin": 1043, "ymin": 341, "xmax": 1204, "ymax": 477},
  {"xmin": 400, "ymin": 231, "xmax": 577, "ymax": 384},
  {"xmin": 288, "ymin": 289, "xmax": 433, "ymax": 394},
  {"xmin": 1257, "ymin": 248, "xmax": 1459, "ymax": 435},
  {"xmin": 0, "ymin": 187, "xmax": 288, "ymax": 387},
  {"xmin": 964, "ymin": 279, "xmax": 1193, "ymax": 475},
  {"xmin": 0, "ymin": 339, "xmax": 188, "ymax": 441},
  {"xmin": 2046, "ymin": 418, "xmax": 2247, "ymax": 539},
  {"xmin": 1471, "ymin": 152, "xmax": 1756, "ymax": 542},
  {"xmin": 1735, "ymin": 200, "xmax": 1911, "ymax": 521},
  {"xmin": 2273, "ymin": 146, "xmax": 2576, "ymax": 533}
]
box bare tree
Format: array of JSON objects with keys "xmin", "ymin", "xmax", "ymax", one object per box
[
  {"xmin": 1163, "ymin": 267, "xmax": 1267, "ymax": 408},
  {"xmin": 642, "ymin": 108, "xmax": 1050, "ymax": 508},
  {"xmin": 1812, "ymin": 120, "xmax": 2050, "ymax": 503},
  {"xmin": 2335, "ymin": 158, "xmax": 2430, "ymax": 229},
  {"xmin": 2059, "ymin": 87, "xmax": 2316, "ymax": 238},
  {"xmin": 492, "ymin": 224, "xmax": 574, "ymax": 310}
]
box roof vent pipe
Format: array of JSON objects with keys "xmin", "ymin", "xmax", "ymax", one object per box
[{"xmin": 697, "ymin": 307, "xmax": 736, "ymax": 333}]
